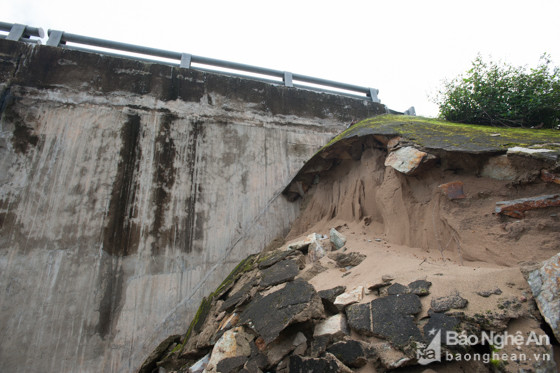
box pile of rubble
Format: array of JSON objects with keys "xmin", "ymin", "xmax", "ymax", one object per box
[{"xmin": 139, "ymin": 229, "xmax": 559, "ymax": 373}]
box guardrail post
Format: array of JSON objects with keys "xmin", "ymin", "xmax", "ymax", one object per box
[
  {"xmin": 46, "ymin": 30, "xmax": 64, "ymax": 47},
  {"xmin": 368, "ymin": 88, "xmax": 380, "ymax": 103},
  {"xmin": 404, "ymin": 106, "xmax": 416, "ymax": 116},
  {"xmin": 180, "ymin": 53, "xmax": 192, "ymax": 68},
  {"xmin": 6, "ymin": 24, "xmax": 26, "ymax": 41},
  {"xmin": 283, "ymin": 72, "xmax": 293, "ymax": 87}
]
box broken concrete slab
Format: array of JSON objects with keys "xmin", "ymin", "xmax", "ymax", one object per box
[
  {"xmin": 346, "ymin": 294, "xmax": 422, "ymax": 346},
  {"xmin": 329, "ymin": 228, "xmax": 347, "ymax": 250},
  {"xmin": 265, "ymin": 333, "xmax": 297, "ymax": 367},
  {"xmin": 495, "ymin": 194, "xmax": 560, "ymax": 219},
  {"xmin": 386, "ymin": 283, "xmax": 410, "ymax": 295},
  {"xmin": 288, "ymin": 353, "xmax": 352, "ymax": 373},
  {"xmin": 408, "ymin": 280, "xmax": 432, "ymax": 296},
  {"xmin": 367, "ymin": 281, "xmax": 391, "ymax": 292},
  {"xmin": 259, "ymin": 259, "xmax": 299, "ymax": 288},
  {"xmin": 333, "ymin": 286, "xmax": 364, "ymax": 310},
  {"xmin": 258, "ymin": 249, "xmax": 298, "ymax": 270},
  {"xmin": 525, "ymin": 253, "xmax": 560, "ymax": 341},
  {"xmin": 240, "ymin": 279, "xmax": 324, "ymax": 344},
  {"xmin": 307, "ymin": 335, "xmax": 330, "ymax": 358},
  {"xmin": 318, "ymin": 286, "xmax": 346, "ymax": 314},
  {"xmin": 327, "ymin": 252, "xmax": 366, "ymax": 268},
  {"xmin": 384, "ymin": 146, "xmax": 435, "ymax": 175},
  {"xmin": 221, "ymin": 278, "xmax": 258, "ymax": 312},
  {"xmin": 216, "ymin": 356, "xmax": 247, "ymax": 373},
  {"xmin": 438, "ymin": 181, "xmax": 467, "ymax": 200},
  {"xmin": 430, "ymin": 294, "xmax": 468, "ymax": 313},
  {"xmin": 423, "ymin": 312, "xmax": 460, "ymax": 346},
  {"xmin": 326, "ymin": 340, "xmax": 369, "ymax": 368},
  {"xmin": 371, "ymin": 342, "xmax": 411, "ymax": 370},
  {"xmin": 313, "ymin": 314, "xmax": 349, "ymax": 339},
  {"xmin": 318, "ymin": 286, "xmax": 347, "ymax": 304},
  {"xmin": 205, "ymin": 327, "xmax": 253, "ymax": 373},
  {"xmin": 287, "ymin": 233, "xmax": 321, "ymax": 251}
]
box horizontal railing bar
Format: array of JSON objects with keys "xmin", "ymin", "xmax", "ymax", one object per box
[
  {"xmin": 46, "ymin": 29, "xmax": 377, "ymax": 100},
  {"xmin": 54, "ymin": 32, "xmax": 182, "ymax": 60},
  {"xmin": 0, "ymin": 21, "xmax": 44, "ymax": 38},
  {"xmin": 191, "ymin": 55, "xmax": 285, "ymax": 79},
  {"xmin": 61, "ymin": 45, "xmax": 181, "ymax": 66},
  {"xmin": 292, "ymin": 73, "xmax": 370, "ymax": 94}
]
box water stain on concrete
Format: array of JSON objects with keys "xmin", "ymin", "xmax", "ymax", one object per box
[
  {"xmin": 150, "ymin": 112, "xmax": 177, "ymax": 255},
  {"xmin": 102, "ymin": 113, "xmax": 142, "ymax": 256}
]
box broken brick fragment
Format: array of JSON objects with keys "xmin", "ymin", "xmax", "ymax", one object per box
[
  {"xmin": 541, "ymin": 170, "xmax": 560, "ymax": 184},
  {"xmin": 438, "ymin": 181, "xmax": 466, "ymax": 200},
  {"xmin": 495, "ymin": 194, "xmax": 560, "ymax": 219}
]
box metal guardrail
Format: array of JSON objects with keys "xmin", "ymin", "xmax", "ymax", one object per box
[
  {"xmin": 0, "ymin": 22, "xmax": 44, "ymax": 43},
  {"xmin": 1, "ymin": 21, "xmax": 386, "ymax": 103},
  {"xmin": 44, "ymin": 29, "xmax": 380, "ymax": 102}
]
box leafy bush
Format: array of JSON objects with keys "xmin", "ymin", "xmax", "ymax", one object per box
[{"xmin": 434, "ymin": 54, "xmax": 560, "ymax": 128}]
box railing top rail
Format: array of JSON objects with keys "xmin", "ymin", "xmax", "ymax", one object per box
[
  {"xmin": 1, "ymin": 21, "xmax": 385, "ymax": 103},
  {"xmin": 45, "ymin": 28, "xmax": 380, "ymax": 102},
  {"xmin": 0, "ymin": 21, "xmax": 44, "ymax": 40}
]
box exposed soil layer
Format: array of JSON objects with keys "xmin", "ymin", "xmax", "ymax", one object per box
[{"xmin": 287, "ymin": 147, "xmax": 560, "ymax": 267}]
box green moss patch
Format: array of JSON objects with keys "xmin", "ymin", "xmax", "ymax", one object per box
[
  {"xmin": 324, "ymin": 114, "xmax": 560, "ymax": 153},
  {"xmin": 181, "ymin": 254, "xmax": 257, "ymax": 347}
]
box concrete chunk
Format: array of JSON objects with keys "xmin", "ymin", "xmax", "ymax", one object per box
[
  {"xmin": 313, "ymin": 314, "xmax": 349, "ymax": 339},
  {"xmin": 329, "ymin": 228, "xmax": 347, "ymax": 250},
  {"xmin": 334, "ymin": 286, "xmax": 364, "ymax": 310},
  {"xmin": 240, "ymin": 279, "xmax": 324, "ymax": 344},
  {"xmin": 430, "ymin": 294, "xmax": 468, "ymax": 313},
  {"xmin": 384, "ymin": 146, "xmax": 434, "ymax": 175},
  {"xmin": 205, "ymin": 327, "xmax": 253, "ymax": 373}
]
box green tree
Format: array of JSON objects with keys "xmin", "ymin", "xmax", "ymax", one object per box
[{"xmin": 434, "ymin": 54, "xmax": 560, "ymax": 128}]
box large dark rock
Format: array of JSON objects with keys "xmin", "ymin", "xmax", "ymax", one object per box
[
  {"xmin": 288, "ymin": 353, "xmax": 351, "ymax": 373},
  {"xmin": 430, "ymin": 294, "xmax": 468, "ymax": 313},
  {"xmin": 221, "ymin": 278, "xmax": 258, "ymax": 312},
  {"xmin": 318, "ymin": 286, "xmax": 347, "ymax": 303},
  {"xmin": 240, "ymin": 279, "xmax": 324, "ymax": 344},
  {"xmin": 318, "ymin": 286, "xmax": 346, "ymax": 314},
  {"xmin": 216, "ymin": 356, "xmax": 247, "ymax": 373},
  {"xmin": 326, "ymin": 340, "xmax": 369, "ymax": 368},
  {"xmin": 423, "ymin": 311, "xmax": 460, "ymax": 345},
  {"xmin": 307, "ymin": 335, "xmax": 330, "ymax": 358},
  {"xmin": 386, "ymin": 283, "xmax": 409, "ymax": 295},
  {"xmin": 346, "ymin": 294, "xmax": 423, "ymax": 346},
  {"xmin": 258, "ymin": 250, "xmax": 296, "ymax": 270},
  {"xmin": 408, "ymin": 280, "xmax": 432, "ymax": 296},
  {"xmin": 259, "ymin": 259, "xmax": 299, "ymax": 288}
]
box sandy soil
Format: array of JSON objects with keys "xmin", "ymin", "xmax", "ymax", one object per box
[{"xmin": 278, "ymin": 146, "xmax": 560, "ymax": 372}]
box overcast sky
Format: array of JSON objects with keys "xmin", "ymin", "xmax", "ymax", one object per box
[{"xmin": 4, "ymin": 0, "xmax": 560, "ymax": 117}]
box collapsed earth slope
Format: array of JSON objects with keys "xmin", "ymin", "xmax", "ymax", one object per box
[{"xmin": 141, "ymin": 115, "xmax": 560, "ymax": 372}]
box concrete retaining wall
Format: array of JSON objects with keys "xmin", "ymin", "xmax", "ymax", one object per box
[{"xmin": 0, "ymin": 39, "xmax": 385, "ymax": 372}]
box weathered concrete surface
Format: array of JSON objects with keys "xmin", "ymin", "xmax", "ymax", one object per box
[{"xmin": 0, "ymin": 38, "xmax": 386, "ymax": 373}]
